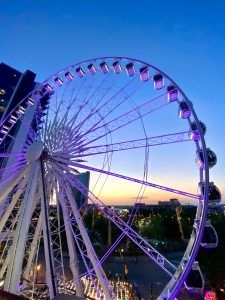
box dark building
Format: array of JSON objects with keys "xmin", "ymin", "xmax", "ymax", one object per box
[
  {"xmin": 73, "ymin": 171, "xmax": 90, "ymax": 208},
  {"xmin": 0, "ymin": 63, "xmax": 37, "ymax": 168},
  {"xmin": 158, "ymin": 198, "xmax": 181, "ymax": 209},
  {"xmin": 0, "ymin": 63, "xmax": 37, "ymax": 121}
]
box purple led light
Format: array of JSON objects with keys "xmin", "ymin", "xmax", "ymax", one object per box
[
  {"xmin": 27, "ymin": 97, "xmax": 34, "ymax": 106},
  {"xmin": 9, "ymin": 115, "xmax": 18, "ymax": 124}
]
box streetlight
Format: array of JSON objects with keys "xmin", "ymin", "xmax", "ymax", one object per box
[
  {"xmin": 36, "ymin": 264, "xmax": 41, "ymax": 283},
  {"xmin": 121, "ymin": 248, "xmax": 124, "ymax": 261}
]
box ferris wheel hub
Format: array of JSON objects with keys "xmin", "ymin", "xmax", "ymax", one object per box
[{"xmin": 25, "ymin": 140, "xmax": 44, "ymax": 163}]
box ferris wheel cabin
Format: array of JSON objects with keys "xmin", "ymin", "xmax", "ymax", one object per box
[
  {"xmin": 178, "ymin": 101, "xmax": 191, "ymax": 119},
  {"xmin": 126, "ymin": 62, "xmax": 135, "ymax": 76},
  {"xmin": 195, "ymin": 148, "xmax": 217, "ymax": 169},
  {"xmin": 188, "ymin": 121, "xmax": 206, "ymax": 141},
  {"xmin": 153, "ymin": 74, "xmax": 164, "ymax": 89},
  {"xmin": 201, "ymin": 220, "xmax": 218, "ymax": 248},
  {"xmin": 198, "ymin": 181, "xmax": 221, "ymax": 207},
  {"xmin": 87, "ymin": 63, "xmax": 97, "ymax": 75},
  {"xmin": 183, "ymin": 261, "xmax": 205, "ymax": 294},
  {"xmin": 167, "ymin": 85, "xmax": 178, "ymax": 102},
  {"xmin": 112, "ymin": 61, "xmax": 122, "ymax": 74},
  {"xmin": 139, "ymin": 66, "xmax": 150, "ymax": 81}
]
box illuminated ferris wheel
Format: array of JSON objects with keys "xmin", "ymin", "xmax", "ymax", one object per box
[{"xmin": 0, "ymin": 57, "xmax": 221, "ymax": 299}]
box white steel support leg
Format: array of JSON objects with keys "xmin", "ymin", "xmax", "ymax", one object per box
[
  {"xmin": 23, "ymin": 214, "xmax": 42, "ymax": 281},
  {"xmin": 0, "ymin": 248, "xmax": 12, "ymax": 279},
  {"xmin": 0, "ymin": 200, "xmax": 22, "ymax": 278},
  {"xmin": 0, "ymin": 203, "xmax": 23, "ymax": 278},
  {"xmin": 0, "ymin": 165, "xmax": 29, "ymax": 211},
  {"xmin": 0, "ymin": 174, "xmax": 29, "ymax": 236},
  {"xmin": 39, "ymin": 160, "xmax": 57, "ymax": 299},
  {"xmin": 56, "ymin": 199, "xmax": 66, "ymax": 282},
  {"xmin": 55, "ymin": 188, "xmax": 84, "ymax": 298},
  {"xmin": 64, "ymin": 181, "xmax": 113, "ymax": 300},
  {"xmin": 4, "ymin": 162, "xmax": 39, "ymax": 294}
]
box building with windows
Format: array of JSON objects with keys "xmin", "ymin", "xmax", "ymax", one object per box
[
  {"xmin": 0, "ymin": 63, "xmax": 37, "ymax": 121},
  {"xmin": 72, "ymin": 171, "xmax": 90, "ymax": 208}
]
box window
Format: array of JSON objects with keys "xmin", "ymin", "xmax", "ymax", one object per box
[{"xmin": 0, "ymin": 89, "xmax": 5, "ymax": 95}]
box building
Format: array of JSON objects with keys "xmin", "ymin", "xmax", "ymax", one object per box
[
  {"xmin": 158, "ymin": 198, "xmax": 181, "ymax": 208},
  {"xmin": 73, "ymin": 171, "xmax": 90, "ymax": 208},
  {"xmin": 0, "ymin": 63, "xmax": 37, "ymax": 169},
  {"xmin": 0, "ymin": 63, "xmax": 37, "ymax": 121}
]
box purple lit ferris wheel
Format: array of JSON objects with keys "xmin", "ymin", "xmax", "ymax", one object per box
[{"xmin": 0, "ymin": 57, "xmax": 221, "ymax": 299}]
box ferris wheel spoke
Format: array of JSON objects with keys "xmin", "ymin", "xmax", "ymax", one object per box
[
  {"xmin": 54, "ymin": 165, "xmax": 176, "ymax": 277},
  {"xmin": 47, "ymin": 76, "xmax": 93, "ymax": 140},
  {"xmin": 51, "ymin": 76, "xmax": 129, "ymax": 153},
  {"xmin": 53, "ymin": 159, "xmax": 199, "ymax": 200},
  {"xmin": 0, "ymin": 162, "xmax": 27, "ymax": 183},
  {"xmin": 67, "ymin": 131, "xmax": 191, "ymax": 158},
  {"xmin": 76, "ymin": 163, "xmax": 199, "ymax": 200},
  {"xmin": 46, "ymin": 79, "xmax": 93, "ymax": 145},
  {"xmin": 0, "ymin": 160, "xmax": 26, "ymax": 179},
  {"xmin": 53, "ymin": 81, "xmax": 74, "ymax": 120},
  {"xmin": 53, "ymin": 79, "xmax": 97, "ymax": 139},
  {"xmin": 0, "ymin": 152, "xmax": 24, "ymax": 158},
  {"xmin": 79, "ymin": 91, "xmax": 169, "ymax": 148},
  {"xmin": 73, "ymin": 76, "xmax": 138, "ymax": 135}
]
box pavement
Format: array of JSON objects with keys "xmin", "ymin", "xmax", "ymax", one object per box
[{"xmin": 102, "ymin": 256, "xmax": 170, "ymax": 299}]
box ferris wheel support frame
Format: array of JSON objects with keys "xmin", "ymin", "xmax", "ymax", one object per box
[
  {"xmin": 39, "ymin": 159, "xmax": 58, "ymax": 299},
  {"xmin": 23, "ymin": 213, "xmax": 42, "ymax": 282},
  {"xmin": 3, "ymin": 162, "xmax": 39, "ymax": 294},
  {"xmin": 61, "ymin": 177, "xmax": 113, "ymax": 299},
  {"xmin": 56, "ymin": 186, "xmax": 84, "ymax": 298}
]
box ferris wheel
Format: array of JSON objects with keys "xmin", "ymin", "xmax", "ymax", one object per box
[{"xmin": 0, "ymin": 57, "xmax": 221, "ymax": 300}]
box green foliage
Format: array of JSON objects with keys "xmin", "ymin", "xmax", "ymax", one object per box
[{"xmin": 197, "ymin": 213, "xmax": 225, "ymax": 295}]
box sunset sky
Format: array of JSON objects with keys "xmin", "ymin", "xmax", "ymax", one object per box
[{"xmin": 1, "ymin": 0, "xmax": 224, "ymax": 204}]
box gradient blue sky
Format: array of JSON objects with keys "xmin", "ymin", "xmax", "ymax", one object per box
[{"xmin": 1, "ymin": 0, "xmax": 225, "ymax": 201}]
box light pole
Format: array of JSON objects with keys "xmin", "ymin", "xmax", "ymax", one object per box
[
  {"xmin": 36, "ymin": 264, "xmax": 41, "ymax": 284},
  {"xmin": 121, "ymin": 248, "xmax": 124, "ymax": 261}
]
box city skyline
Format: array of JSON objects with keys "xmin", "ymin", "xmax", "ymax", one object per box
[{"xmin": 1, "ymin": 0, "xmax": 224, "ymax": 204}]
